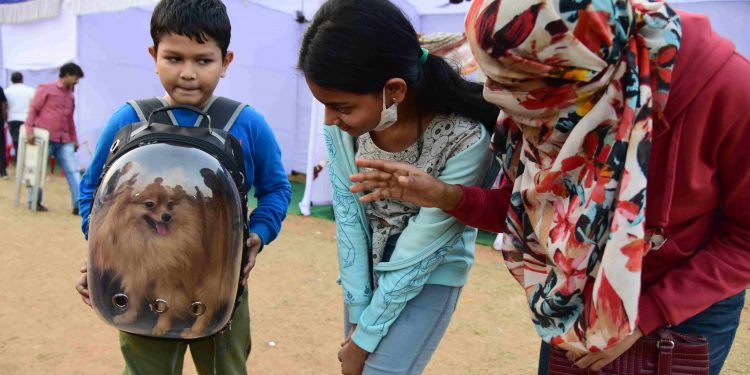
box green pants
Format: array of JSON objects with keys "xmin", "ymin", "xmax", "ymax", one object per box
[{"xmin": 120, "ymin": 292, "xmax": 250, "ymax": 375}]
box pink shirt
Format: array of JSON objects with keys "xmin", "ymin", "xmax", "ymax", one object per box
[{"xmin": 25, "ymin": 80, "xmax": 77, "ymax": 143}]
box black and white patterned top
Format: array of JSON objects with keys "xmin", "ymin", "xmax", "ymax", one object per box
[{"xmin": 355, "ymin": 112, "xmax": 483, "ymax": 267}]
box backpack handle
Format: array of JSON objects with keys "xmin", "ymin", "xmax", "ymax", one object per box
[{"xmin": 148, "ymin": 105, "xmax": 213, "ymax": 132}]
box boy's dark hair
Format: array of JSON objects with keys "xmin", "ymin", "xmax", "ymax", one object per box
[
  {"xmin": 298, "ymin": 0, "xmax": 499, "ymax": 132},
  {"xmin": 10, "ymin": 72, "xmax": 22, "ymax": 83},
  {"xmin": 60, "ymin": 62, "xmax": 84, "ymax": 78},
  {"xmin": 150, "ymin": 0, "xmax": 231, "ymax": 59}
]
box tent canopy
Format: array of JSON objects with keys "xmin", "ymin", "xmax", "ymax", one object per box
[{"xmin": 251, "ymin": 0, "xmax": 472, "ymax": 20}]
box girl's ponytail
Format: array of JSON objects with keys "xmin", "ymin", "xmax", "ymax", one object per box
[{"xmin": 420, "ymin": 54, "xmax": 499, "ymax": 132}]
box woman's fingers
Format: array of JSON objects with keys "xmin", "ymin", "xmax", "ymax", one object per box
[
  {"xmin": 590, "ymin": 358, "xmax": 612, "ymax": 372},
  {"xmin": 355, "ymin": 159, "xmax": 421, "ymax": 175},
  {"xmin": 565, "ymin": 351, "xmax": 577, "ymax": 363},
  {"xmin": 354, "ymin": 158, "xmax": 402, "ymax": 173},
  {"xmin": 574, "ymin": 353, "xmax": 599, "ymax": 369},
  {"xmin": 358, "ymin": 185, "xmax": 405, "ymax": 202},
  {"xmin": 350, "ymin": 169, "xmax": 396, "ymax": 184},
  {"xmin": 349, "ymin": 180, "xmax": 392, "ymax": 193}
]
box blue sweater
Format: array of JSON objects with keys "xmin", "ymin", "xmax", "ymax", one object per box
[
  {"xmin": 325, "ymin": 120, "xmax": 494, "ymax": 352},
  {"xmin": 79, "ymin": 100, "xmax": 291, "ymax": 245}
]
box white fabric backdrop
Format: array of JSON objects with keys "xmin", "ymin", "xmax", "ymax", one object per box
[
  {"xmin": 0, "ymin": 0, "xmax": 60, "ymax": 24},
  {"xmin": 299, "ymin": 99, "xmax": 331, "ymax": 212},
  {"xmin": 1, "ymin": 2, "xmax": 75, "ymax": 70},
  {"xmin": 2, "ymin": 0, "xmax": 309, "ymax": 173}
]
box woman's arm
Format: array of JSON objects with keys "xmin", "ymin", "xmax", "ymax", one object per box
[{"xmin": 350, "ymin": 160, "xmax": 512, "ymax": 233}]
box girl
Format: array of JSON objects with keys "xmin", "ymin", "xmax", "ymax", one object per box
[
  {"xmin": 298, "ymin": 1, "xmax": 499, "ymax": 374},
  {"xmin": 350, "ymin": 1, "xmax": 750, "ymax": 374}
]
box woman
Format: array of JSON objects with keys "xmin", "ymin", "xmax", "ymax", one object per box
[{"xmin": 351, "ymin": 1, "xmax": 750, "ymax": 374}]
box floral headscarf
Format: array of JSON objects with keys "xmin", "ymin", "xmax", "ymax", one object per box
[{"xmin": 465, "ymin": 0, "xmax": 681, "ymax": 352}]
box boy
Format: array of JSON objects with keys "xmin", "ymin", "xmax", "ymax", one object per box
[{"xmin": 74, "ymin": 0, "xmax": 292, "ymax": 373}]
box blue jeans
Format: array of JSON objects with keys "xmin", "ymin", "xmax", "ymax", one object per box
[
  {"xmin": 27, "ymin": 141, "xmax": 80, "ymax": 208},
  {"xmin": 537, "ymin": 290, "xmax": 746, "ymax": 375},
  {"xmin": 343, "ymin": 232, "xmax": 462, "ymax": 374},
  {"xmin": 344, "ymin": 284, "xmax": 462, "ymax": 375}
]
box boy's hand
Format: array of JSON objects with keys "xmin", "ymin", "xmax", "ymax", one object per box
[
  {"xmin": 338, "ymin": 337, "xmax": 368, "ymax": 375},
  {"xmin": 242, "ymin": 233, "xmax": 262, "ymax": 286},
  {"xmin": 75, "ymin": 262, "xmax": 92, "ymax": 307}
]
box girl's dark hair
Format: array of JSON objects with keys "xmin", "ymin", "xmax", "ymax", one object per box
[
  {"xmin": 150, "ymin": 0, "xmax": 231, "ymax": 59},
  {"xmin": 298, "ymin": 0, "xmax": 498, "ymax": 132}
]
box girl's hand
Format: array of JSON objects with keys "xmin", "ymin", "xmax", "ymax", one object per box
[
  {"xmin": 338, "ymin": 338, "xmax": 368, "ymax": 375},
  {"xmin": 349, "ymin": 159, "xmax": 463, "ymax": 211}
]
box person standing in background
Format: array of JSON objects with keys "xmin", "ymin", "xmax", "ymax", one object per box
[
  {"xmin": 5, "ymin": 72, "xmax": 36, "ymax": 160},
  {"xmin": 24, "ymin": 62, "xmax": 83, "ymax": 213},
  {"xmin": 0, "ymin": 85, "xmax": 7, "ymax": 179}
]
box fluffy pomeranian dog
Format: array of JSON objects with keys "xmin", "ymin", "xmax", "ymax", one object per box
[{"xmin": 89, "ymin": 163, "xmax": 237, "ymax": 338}]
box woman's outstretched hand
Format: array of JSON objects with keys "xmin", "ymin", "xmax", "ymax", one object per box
[{"xmin": 349, "ymin": 159, "xmax": 463, "ymax": 211}]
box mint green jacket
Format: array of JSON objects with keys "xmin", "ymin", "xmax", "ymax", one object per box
[{"xmin": 325, "ymin": 122, "xmax": 493, "ymax": 352}]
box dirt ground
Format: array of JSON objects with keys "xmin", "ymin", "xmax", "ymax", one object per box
[{"xmin": 0, "ymin": 171, "xmax": 748, "ymax": 375}]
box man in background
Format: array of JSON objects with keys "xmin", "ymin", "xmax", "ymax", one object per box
[
  {"xmin": 6, "ymin": 72, "xmax": 35, "ymax": 161},
  {"xmin": 25, "ymin": 63, "xmax": 83, "ymax": 213}
]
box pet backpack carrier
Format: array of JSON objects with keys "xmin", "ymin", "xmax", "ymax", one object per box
[{"xmin": 87, "ymin": 97, "xmax": 249, "ymax": 339}]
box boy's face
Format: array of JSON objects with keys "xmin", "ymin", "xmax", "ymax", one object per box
[{"xmin": 149, "ymin": 33, "xmax": 233, "ymax": 107}]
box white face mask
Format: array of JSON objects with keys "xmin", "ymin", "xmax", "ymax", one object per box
[{"xmin": 372, "ymin": 88, "xmax": 398, "ymax": 132}]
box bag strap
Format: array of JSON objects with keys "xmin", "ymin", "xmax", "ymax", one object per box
[
  {"xmin": 657, "ymin": 333, "xmax": 675, "ymax": 375},
  {"xmin": 128, "ymin": 97, "xmax": 174, "ymax": 125},
  {"xmin": 204, "ymin": 96, "xmax": 246, "ymax": 132},
  {"xmin": 128, "ymin": 96, "xmax": 245, "ymax": 131}
]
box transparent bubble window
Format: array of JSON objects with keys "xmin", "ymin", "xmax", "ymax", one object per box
[{"xmin": 88, "ymin": 143, "xmax": 243, "ymax": 339}]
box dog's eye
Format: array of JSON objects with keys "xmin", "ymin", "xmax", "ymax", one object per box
[
  {"xmin": 166, "ymin": 202, "xmax": 174, "ymax": 210},
  {"xmin": 144, "ymin": 201, "xmax": 155, "ymax": 209}
]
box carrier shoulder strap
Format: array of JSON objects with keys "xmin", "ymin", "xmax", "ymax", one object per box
[
  {"xmin": 204, "ymin": 96, "xmax": 246, "ymax": 133},
  {"xmin": 128, "ymin": 97, "xmax": 174, "ymax": 125},
  {"xmin": 128, "ymin": 96, "xmax": 246, "ymax": 131}
]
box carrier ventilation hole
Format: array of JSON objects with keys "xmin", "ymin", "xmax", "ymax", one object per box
[
  {"xmin": 112, "ymin": 294, "xmax": 128, "ymax": 309},
  {"xmin": 191, "ymin": 302, "xmax": 206, "ymax": 317},
  {"xmin": 150, "ymin": 299, "xmax": 169, "ymax": 314}
]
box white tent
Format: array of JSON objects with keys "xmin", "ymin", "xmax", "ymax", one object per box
[{"xmin": 0, "ymin": 0, "xmax": 748, "ymax": 213}]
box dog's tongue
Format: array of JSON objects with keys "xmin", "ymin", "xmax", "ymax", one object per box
[{"xmin": 155, "ymin": 222, "xmax": 167, "ymax": 236}]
